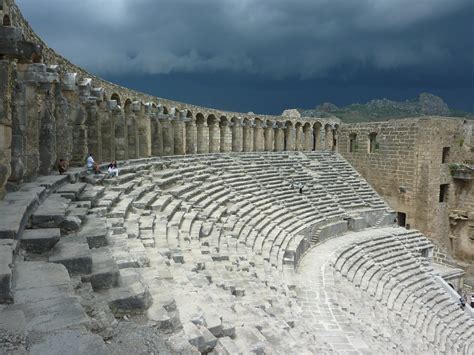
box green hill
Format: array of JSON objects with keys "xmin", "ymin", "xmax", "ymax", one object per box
[{"xmin": 296, "ymin": 93, "xmax": 473, "ymax": 123}]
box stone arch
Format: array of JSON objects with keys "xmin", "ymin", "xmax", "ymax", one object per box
[
  {"xmin": 3, "ymin": 14, "xmax": 11, "ymax": 26},
  {"xmin": 111, "ymin": 93, "xmax": 121, "ymax": 107},
  {"xmin": 196, "ymin": 113, "xmax": 208, "ymax": 154},
  {"xmin": 349, "ymin": 132, "xmax": 357, "ymax": 153},
  {"xmin": 332, "ymin": 124, "xmax": 339, "ymax": 152},
  {"xmin": 186, "ymin": 110, "xmax": 193, "ymax": 118},
  {"xmin": 170, "ymin": 107, "xmax": 179, "ymax": 118},
  {"xmin": 207, "ymin": 114, "xmax": 219, "ymax": 153},
  {"xmin": 312, "ymin": 122, "xmax": 321, "ymax": 151},
  {"xmin": 368, "ymin": 131, "xmax": 378, "ymax": 153},
  {"xmin": 162, "ymin": 106, "xmax": 169, "ymax": 115}
]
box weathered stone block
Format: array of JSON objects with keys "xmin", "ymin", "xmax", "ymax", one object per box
[
  {"xmin": 29, "ymin": 329, "xmax": 108, "ymax": 355},
  {"xmin": 20, "ymin": 228, "xmax": 60, "ymax": 253},
  {"xmin": 49, "ymin": 242, "xmax": 92, "ymax": 275},
  {"xmin": 107, "ymin": 268, "xmax": 152, "ymax": 315},
  {"xmin": 81, "ymin": 248, "xmax": 119, "ymax": 291}
]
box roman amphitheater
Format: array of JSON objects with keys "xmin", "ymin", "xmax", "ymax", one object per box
[{"xmin": 0, "ymin": 0, "xmax": 473, "ymax": 354}]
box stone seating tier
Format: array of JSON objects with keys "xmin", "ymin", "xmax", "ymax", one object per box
[{"xmin": 2, "ymin": 152, "xmax": 471, "ymax": 354}]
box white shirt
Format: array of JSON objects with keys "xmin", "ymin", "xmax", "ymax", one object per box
[{"xmin": 86, "ymin": 156, "xmax": 95, "ymax": 168}]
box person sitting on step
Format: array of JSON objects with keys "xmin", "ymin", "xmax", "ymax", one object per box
[
  {"xmin": 86, "ymin": 153, "xmax": 101, "ymax": 174},
  {"xmin": 57, "ymin": 159, "xmax": 68, "ymax": 175},
  {"xmin": 107, "ymin": 160, "xmax": 119, "ymax": 177}
]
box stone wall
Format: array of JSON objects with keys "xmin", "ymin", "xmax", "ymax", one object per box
[{"xmin": 339, "ymin": 118, "xmax": 474, "ymax": 280}]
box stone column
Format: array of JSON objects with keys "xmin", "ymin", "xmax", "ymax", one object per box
[
  {"xmin": 231, "ymin": 120, "xmax": 243, "ymax": 152},
  {"xmin": 274, "ymin": 125, "xmax": 285, "ymax": 151},
  {"xmin": 161, "ymin": 117, "xmax": 174, "ymax": 156},
  {"xmin": 197, "ymin": 121, "xmax": 209, "ymax": 154},
  {"xmin": 24, "ymin": 77, "xmax": 40, "ymax": 177},
  {"xmin": 264, "ymin": 125, "xmax": 274, "ymax": 151},
  {"xmin": 56, "ymin": 74, "xmax": 76, "ymax": 163},
  {"xmin": 323, "ymin": 125, "xmax": 332, "ymax": 150},
  {"xmin": 114, "ymin": 109, "xmax": 127, "ymax": 160},
  {"xmin": 220, "ymin": 121, "xmax": 232, "ymax": 153},
  {"xmin": 100, "ymin": 101, "xmax": 116, "ymax": 162},
  {"xmin": 319, "ymin": 126, "xmax": 325, "ymax": 150},
  {"xmin": 186, "ymin": 120, "xmax": 197, "ymax": 154},
  {"xmin": 208, "ymin": 121, "xmax": 220, "ymax": 153},
  {"xmin": 150, "ymin": 117, "xmax": 163, "ymax": 156},
  {"xmin": 173, "ymin": 118, "xmax": 186, "ymax": 155},
  {"xmin": 9, "ymin": 62, "xmax": 27, "ymax": 186},
  {"xmin": 285, "ymin": 127, "xmax": 296, "ymax": 151},
  {"xmin": 304, "ymin": 127, "xmax": 313, "ymax": 151},
  {"xmin": 0, "ymin": 60, "xmax": 12, "ymax": 198},
  {"xmin": 37, "ymin": 82, "xmax": 58, "ymax": 175},
  {"xmin": 126, "ymin": 102, "xmax": 140, "ymax": 159},
  {"xmin": 295, "ymin": 125, "xmax": 303, "ymax": 151},
  {"xmin": 85, "ymin": 100, "xmax": 102, "ymax": 162},
  {"xmin": 243, "ymin": 122, "xmax": 254, "ymax": 152},
  {"xmin": 136, "ymin": 103, "xmax": 150, "ymax": 158},
  {"xmin": 254, "ymin": 123, "xmax": 265, "ymax": 151}
]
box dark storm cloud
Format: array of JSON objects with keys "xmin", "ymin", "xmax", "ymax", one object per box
[{"xmin": 17, "ymin": 0, "xmax": 474, "ymax": 80}]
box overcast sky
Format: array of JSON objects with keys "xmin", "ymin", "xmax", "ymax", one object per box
[{"xmin": 17, "ymin": 0, "xmax": 474, "ymax": 114}]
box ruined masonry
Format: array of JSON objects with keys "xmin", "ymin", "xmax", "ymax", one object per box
[{"xmin": 0, "ymin": 0, "xmax": 473, "ymax": 354}]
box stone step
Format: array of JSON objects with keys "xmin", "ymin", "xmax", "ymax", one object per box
[
  {"xmin": 77, "ymin": 185, "xmax": 105, "ymax": 206},
  {"xmin": 183, "ymin": 321, "xmax": 218, "ymax": 353},
  {"xmin": 55, "ymin": 182, "xmax": 87, "ymax": 200},
  {"xmin": 151, "ymin": 194, "xmax": 173, "ymax": 212},
  {"xmin": 212, "ymin": 336, "xmax": 242, "ymax": 355},
  {"xmin": 0, "ymin": 191, "xmax": 41, "ymax": 239},
  {"xmin": 81, "ymin": 247, "xmax": 119, "ymax": 291},
  {"xmin": 78, "ymin": 216, "xmax": 108, "ymax": 248},
  {"xmin": 105, "ymin": 268, "xmax": 152, "ymax": 316},
  {"xmin": 35, "ymin": 175, "xmax": 70, "ymax": 190},
  {"xmin": 49, "ymin": 241, "xmax": 92, "ymax": 275},
  {"xmin": 11, "ymin": 261, "xmax": 91, "ymax": 336},
  {"xmin": 133, "ymin": 190, "xmax": 159, "ymax": 209},
  {"xmin": 20, "ymin": 228, "xmax": 60, "ymax": 253}
]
